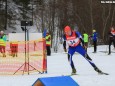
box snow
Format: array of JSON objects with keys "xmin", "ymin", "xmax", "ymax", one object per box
[{"xmin": 0, "ymin": 45, "xmax": 115, "ymax": 86}]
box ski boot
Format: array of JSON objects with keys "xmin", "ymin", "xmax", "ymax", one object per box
[
  {"xmin": 108, "ymin": 52, "xmax": 111, "ymax": 55},
  {"xmin": 94, "ymin": 67, "xmax": 109, "ymax": 75},
  {"xmin": 71, "ymin": 68, "xmax": 77, "ymax": 75},
  {"xmin": 94, "ymin": 67, "xmax": 102, "ymax": 74}
]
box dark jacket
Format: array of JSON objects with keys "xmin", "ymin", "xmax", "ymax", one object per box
[{"xmin": 108, "ymin": 31, "xmax": 115, "ymax": 41}]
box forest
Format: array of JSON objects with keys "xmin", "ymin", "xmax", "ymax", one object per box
[{"xmin": 0, "ymin": 0, "xmax": 115, "ymax": 43}]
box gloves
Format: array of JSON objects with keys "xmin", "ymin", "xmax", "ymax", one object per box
[
  {"xmin": 0, "ymin": 36, "xmax": 3, "ymax": 39},
  {"xmin": 64, "ymin": 48, "xmax": 67, "ymax": 52},
  {"xmin": 83, "ymin": 45, "xmax": 86, "ymax": 49}
]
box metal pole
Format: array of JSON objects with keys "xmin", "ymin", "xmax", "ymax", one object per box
[
  {"xmin": 24, "ymin": 25, "xmax": 27, "ymax": 73},
  {"xmin": 27, "ymin": 29, "xmax": 29, "ymax": 75}
]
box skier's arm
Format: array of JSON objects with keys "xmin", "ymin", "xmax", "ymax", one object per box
[
  {"xmin": 63, "ymin": 35, "xmax": 67, "ymax": 52},
  {"xmin": 76, "ymin": 32, "xmax": 84, "ymax": 47},
  {"xmin": 79, "ymin": 37, "xmax": 85, "ymax": 47},
  {"xmin": 46, "ymin": 35, "xmax": 51, "ymax": 41}
]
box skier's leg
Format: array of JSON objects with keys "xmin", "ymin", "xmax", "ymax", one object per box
[
  {"xmin": 63, "ymin": 41, "xmax": 67, "ymax": 52},
  {"xmin": 68, "ymin": 47, "xmax": 76, "ymax": 74},
  {"xmin": 76, "ymin": 45, "xmax": 103, "ymax": 74}
]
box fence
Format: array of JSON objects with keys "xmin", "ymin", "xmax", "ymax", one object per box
[{"xmin": 0, "ymin": 38, "xmax": 47, "ymax": 75}]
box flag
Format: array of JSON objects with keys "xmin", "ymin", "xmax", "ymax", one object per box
[{"xmin": 43, "ymin": 29, "xmax": 47, "ymax": 38}]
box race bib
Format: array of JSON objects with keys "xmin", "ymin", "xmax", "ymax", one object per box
[{"xmin": 67, "ymin": 38, "xmax": 80, "ymax": 47}]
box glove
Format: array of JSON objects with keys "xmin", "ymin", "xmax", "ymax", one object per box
[
  {"xmin": 64, "ymin": 48, "xmax": 67, "ymax": 52},
  {"xmin": 0, "ymin": 36, "xmax": 3, "ymax": 39},
  {"xmin": 83, "ymin": 45, "xmax": 86, "ymax": 49}
]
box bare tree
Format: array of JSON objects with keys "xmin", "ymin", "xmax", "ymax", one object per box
[
  {"xmin": 110, "ymin": 7, "xmax": 115, "ymax": 26},
  {"xmin": 89, "ymin": 0, "xmax": 94, "ymax": 31},
  {"xmin": 102, "ymin": 4, "xmax": 111, "ymax": 40}
]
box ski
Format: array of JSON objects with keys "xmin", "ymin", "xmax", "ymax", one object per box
[
  {"xmin": 71, "ymin": 74, "xmax": 78, "ymax": 76},
  {"xmin": 62, "ymin": 74, "xmax": 78, "ymax": 76},
  {"xmin": 62, "ymin": 73, "xmax": 109, "ymax": 76},
  {"xmin": 99, "ymin": 51, "xmax": 115, "ymax": 53},
  {"xmin": 98, "ymin": 72, "xmax": 109, "ymax": 75}
]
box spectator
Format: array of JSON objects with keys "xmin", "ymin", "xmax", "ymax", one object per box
[
  {"xmin": 108, "ymin": 26, "xmax": 115, "ymax": 55},
  {"xmin": 0, "ymin": 31, "xmax": 7, "ymax": 57},
  {"xmin": 83, "ymin": 31, "xmax": 89, "ymax": 52},
  {"xmin": 45, "ymin": 32, "xmax": 51, "ymax": 56}
]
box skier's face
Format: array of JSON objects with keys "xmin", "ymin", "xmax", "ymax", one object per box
[
  {"xmin": 111, "ymin": 27, "xmax": 114, "ymax": 31},
  {"xmin": 65, "ymin": 30, "xmax": 71, "ymax": 36}
]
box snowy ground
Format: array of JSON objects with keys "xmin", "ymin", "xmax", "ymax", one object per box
[{"xmin": 0, "ymin": 45, "xmax": 115, "ymax": 86}]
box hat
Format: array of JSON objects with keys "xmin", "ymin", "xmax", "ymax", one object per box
[
  {"xmin": 93, "ymin": 29, "xmax": 96, "ymax": 32},
  {"xmin": 46, "ymin": 32, "xmax": 49, "ymax": 34},
  {"xmin": 64, "ymin": 26, "xmax": 71, "ymax": 32},
  {"xmin": 0, "ymin": 31, "xmax": 4, "ymax": 34}
]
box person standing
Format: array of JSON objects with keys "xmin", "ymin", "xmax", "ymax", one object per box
[
  {"xmin": 83, "ymin": 31, "xmax": 89, "ymax": 52},
  {"xmin": 10, "ymin": 41, "xmax": 18, "ymax": 57},
  {"xmin": 0, "ymin": 31, "xmax": 7, "ymax": 57},
  {"xmin": 63, "ymin": 26, "xmax": 108, "ymax": 75},
  {"xmin": 92, "ymin": 29, "xmax": 98, "ymax": 53},
  {"xmin": 45, "ymin": 32, "xmax": 51, "ymax": 56},
  {"xmin": 108, "ymin": 27, "xmax": 115, "ymax": 55}
]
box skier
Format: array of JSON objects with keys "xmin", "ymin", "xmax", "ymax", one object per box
[
  {"xmin": 63, "ymin": 25, "xmax": 108, "ymax": 75},
  {"xmin": 108, "ymin": 26, "xmax": 115, "ymax": 55}
]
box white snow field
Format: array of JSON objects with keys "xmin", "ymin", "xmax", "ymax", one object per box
[{"xmin": 0, "ymin": 45, "xmax": 115, "ymax": 86}]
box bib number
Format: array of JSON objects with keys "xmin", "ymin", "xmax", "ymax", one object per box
[{"xmin": 67, "ymin": 38, "xmax": 80, "ymax": 47}]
